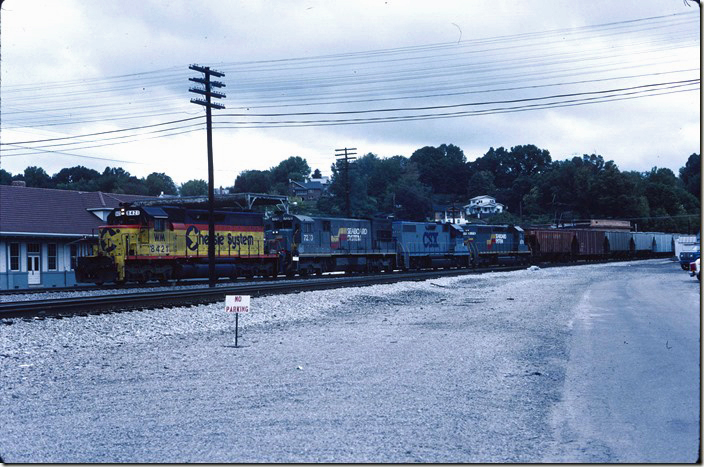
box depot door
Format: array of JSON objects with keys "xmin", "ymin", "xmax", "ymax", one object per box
[{"xmin": 27, "ymin": 243, "xmax": 41, "ymax": 285}]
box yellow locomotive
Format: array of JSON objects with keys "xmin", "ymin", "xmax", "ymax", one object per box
[{"xmin": 76, "ymin": 204, "xmax": 279, "ymax": 284}]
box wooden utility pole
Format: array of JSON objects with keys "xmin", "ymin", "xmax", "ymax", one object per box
[
  {"xmin": 189, "ymin": 64, "xmax": 226, "ymax": 288},
  {"xmin": 335, "ymin": 147, "xmax": 357, "ymax": 218}
]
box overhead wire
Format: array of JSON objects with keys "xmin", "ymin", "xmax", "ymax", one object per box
[{"xmin": 0, "ymin": 11, "xmax": 699, "ymax": 164}]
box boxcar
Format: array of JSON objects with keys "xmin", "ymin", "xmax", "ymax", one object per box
[
  {"xmin": 392, "ymin": 221, "xmax": 469, "ymax": 269},
  {"xmin": 462, "ymin": 224, "xmax": 531, "ymax": 265}
]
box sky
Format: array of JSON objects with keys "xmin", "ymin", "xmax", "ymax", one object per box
[{"xmin": 0, "ymin": 0, "xmax": 700, "ymax": 188}]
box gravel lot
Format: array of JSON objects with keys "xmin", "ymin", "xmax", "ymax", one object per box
[{"xmin": 0, "ymin": 259, "xmax": 698, "ymax": 462}]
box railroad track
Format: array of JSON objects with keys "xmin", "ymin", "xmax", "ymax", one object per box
[
  {"xmin": 1, "ymin": 258, "xmax": 669, "ymax": 321},
  {"xmin": 0, "ymin": 267, "xmax": 513, "ymax": 320}
]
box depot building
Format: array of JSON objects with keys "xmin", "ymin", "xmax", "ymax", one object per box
[{"xmin": 0, "ymin": 183, "xmax": 150, "ymax": 289}]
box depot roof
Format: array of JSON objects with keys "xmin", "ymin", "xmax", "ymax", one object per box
[{"xmin": 0, "ymin": 185, "xmax": 152, "ymax": 237}]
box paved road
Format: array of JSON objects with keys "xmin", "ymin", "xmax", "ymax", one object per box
[
  {"xmin": 0, "ymin": 259, "xmax": 699, "ymax": 462},
  {"xmin": 544, "ymin": 261, "xmax": 700, "ymax": 462}
]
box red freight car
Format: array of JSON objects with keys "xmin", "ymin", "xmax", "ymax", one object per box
[{"xmin": 524, "ymin": 229, "xmax": 576, "ymax": 261}]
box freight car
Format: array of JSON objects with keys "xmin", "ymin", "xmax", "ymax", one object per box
[
  {"xmin": 76, "ymin": 205, "xmax": 278, "ymax": 284},
  {"xmin": 524, "ymin": 228, "xmax": 577, "ymax": 261},
  {"xmin": 604, "ymin": 231, "xmax": 634, "ymax": 258},
  {"xmin": 631, "ymin": 232, "xmax": 656, "ymax": 257}
]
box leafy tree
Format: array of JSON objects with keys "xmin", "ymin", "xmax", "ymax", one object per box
[
  {"xmin": 679, "ymin": 153, "xmax": 700, "ymax": 199},
  {"xmin": 388, "ymin": 163, "xmax": 433, "ymax": 221},
  {"xmin": 145, "ymin": 172, "xmax": 178, "ymax": 196},
  {"xmin": 409, "ymin": 144, "xmax": 470, "ymax": 196},
  {"xmin": 311, "ymin": 168, "xmax": 322, "ymax": 179},
  {"xmin": 98, "ymin": 167, "xmax": 147, "ymax": 195},
  {"xmin": 470, "ymin": 145, "xmax": 552, "ymax": 214},
  {"xmin": 0, "ymin": 169, "xmax": 12, "ymax": 185},
  {"xmin": 52, "ymin": 166, "xmax": 101, "ymax": 191},
  {"xmin": 234, "ymin": 170, "xmax": 272, "ymax": 193},
  {"xmin": 180, "ymin": 179, "xmax": 208, "ymax": 196},
  {"xmin": 22, "ymin": 166, "xmax": 53, "ymax": 188},
  {"xmin": 318, "ymin": 157, "xmax": 377, "ymax": 217},
  {"xmin": 467, "ymin": 170, "xmax": 496, "ymax": 198},
  {"xmin": 269, "ymin": 156, "xmax": 310, "ymax": 194}
]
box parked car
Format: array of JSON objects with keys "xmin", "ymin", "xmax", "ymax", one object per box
[
  {"xmin": 689, "ymin": 258, "xmax": 700, "ymax": 281},
  {"xmin": 679, "ymin": 245, "xmax": 700, "ymax": 270}
]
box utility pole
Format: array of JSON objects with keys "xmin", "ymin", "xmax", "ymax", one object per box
[
  {"xmin": 189, "ymin": 64, "xmax": 226, "ymax": 288},
  {"xmin": 335, "ymin": 147, "xmax": 357, "ymax": 218}
]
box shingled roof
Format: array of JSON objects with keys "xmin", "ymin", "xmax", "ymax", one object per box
[{"xmin": 0, "ymin": 185, "xmax": 153, "ymax": 236}]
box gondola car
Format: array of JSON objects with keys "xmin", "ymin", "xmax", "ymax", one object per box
[{"xmin": 76, "ymin": 204, "xmax": 278, "ymax": 284}]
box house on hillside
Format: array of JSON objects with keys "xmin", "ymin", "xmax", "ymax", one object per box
[
  {"xmin": 289, "ymin": 176, "xmax": 330, "ymax": 201},
  {"xmin": 0, "ymin": 184, "xmax": 152, "ymax": 289},
  {"xmin": 464, "ymin": 195, "xmax": 506, "ymax": 219},
  {"xmin": 433, "ymin": 204, "xmax": 467, "ymax": 224}
]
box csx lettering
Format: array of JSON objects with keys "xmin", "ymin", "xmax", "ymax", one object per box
[{"xmin": 423, "ymin": 232, "xmax": 439, "ymax": 248}]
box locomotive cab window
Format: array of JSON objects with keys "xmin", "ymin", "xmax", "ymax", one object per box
[
  {"xmin": 322, "ymin": 220, "xmax": 331, "ymax": 232},
  {"xmin": 274, "ymin": 219, "xmax": 293, "ymax": 229},
  {"xmin": 154, "ymin": 218, "xmax": 166, "ymax": 232}
]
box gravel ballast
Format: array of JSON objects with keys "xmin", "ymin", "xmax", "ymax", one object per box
[{"xmin": 0, "ymin": 259, "xmax": 697, "ymax": 462}]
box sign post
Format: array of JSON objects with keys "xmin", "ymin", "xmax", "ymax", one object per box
[{"xmin": 225, "ymin": 295, "xmax": 250, "ymax": 347}]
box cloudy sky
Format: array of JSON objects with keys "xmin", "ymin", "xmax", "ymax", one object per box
[{"xmin": 0, "ymin": 0, "xmax": 700, "ymax": 188}]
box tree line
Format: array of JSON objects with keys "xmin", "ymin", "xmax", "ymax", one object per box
[
  {"xmin": 236, "ymin": 144, "xmax": 700, "ymax": 233},
  {"xmin": 2, "ymin": 144, "xmax": 700, "ymax": 233},
  {"xmin": 0, "ymin": 166, "xmax": 205, "ymax": 197}
]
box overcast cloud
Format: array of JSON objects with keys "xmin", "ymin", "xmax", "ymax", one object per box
[{"xmin": 0, "ymin": 0, "xmax": 700, "ymax": 187}]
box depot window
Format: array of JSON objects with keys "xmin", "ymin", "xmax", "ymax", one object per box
[
  {"xmin": 70, "ymin": 245, "xmax": 78, "ymax": 270},
  {"xmin": 9, "ymin": 243, "xmax": 19, "ymax": 271},
  {"xmin": 48, "ymin": 244, "xmax": 57, "ymax": 270}
]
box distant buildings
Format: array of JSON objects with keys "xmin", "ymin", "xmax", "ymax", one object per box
[
  {"xmin": 433, "ymin": 195, "xmax": 506, "ymax": 223},
  {"xmin": 464, "ymin": 195, "xmax": 505, "ymax": 218},
  {"xmin": 289, "ymin": 176, "xmax": 331, "ymax": 201}
]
